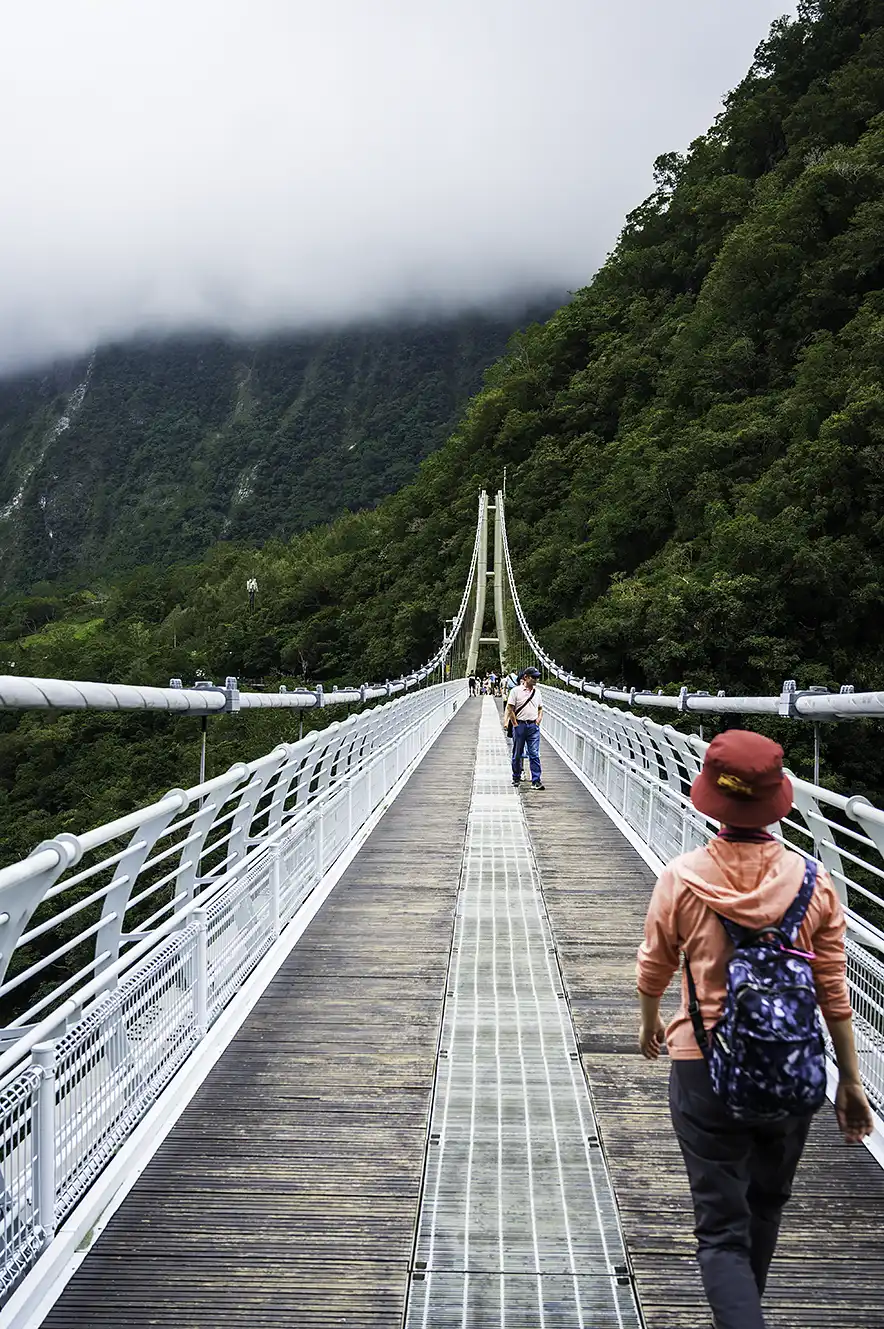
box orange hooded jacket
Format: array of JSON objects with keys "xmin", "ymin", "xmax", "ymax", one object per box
[{"xmin": 636, "ymin": 837, "xmax": 851, "ymax": 1060}]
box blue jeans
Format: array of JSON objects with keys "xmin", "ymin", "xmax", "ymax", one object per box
[{"xmin": 512, "ymin": 722, "xmax": 541, "ymax": 783}]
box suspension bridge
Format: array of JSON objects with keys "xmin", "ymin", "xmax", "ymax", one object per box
[{"xmin": 0, "ymin": 491, "xmax": 883, "ymax": 1329}]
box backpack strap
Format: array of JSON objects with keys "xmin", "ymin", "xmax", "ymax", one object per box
[
  {"xmin": 715, "ymin": 914, "xmax": 751, "ymax": 947},
  {"xmin": 683, "ymin": 956, "xmax": 709, "ymax": 1054},
  {"xmin": 779, "ymin": 857, "xmax": 818, "ymax": 942}
]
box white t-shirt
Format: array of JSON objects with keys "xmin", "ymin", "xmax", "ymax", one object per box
[{"xmin": 507, "ymin": 683, "xmax": 542, "ymax": 722}]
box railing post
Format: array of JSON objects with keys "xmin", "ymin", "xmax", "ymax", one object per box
[
  {"xmin": 270, "ymin": 848, "xmax": 281, "ymax": 939},
  {"xmin": 33, "ymin": 1041, "xmax": 57, "ymax": 1244},
  {"xmin": 315, "ymin": 808, "xmax": 324, "ymax": 880},
  {"xmin": 194, "ymin": 908, "xmax": 209, "ymax": 1038}
]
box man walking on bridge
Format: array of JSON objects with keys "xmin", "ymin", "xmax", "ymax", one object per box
[
  {"xmin": 636, "ymin": 730, "xmax": 873, "ymax": 1329},
  {"xmin": 504, "ymin": 666, "xmax": 544, "ymax": 789}
]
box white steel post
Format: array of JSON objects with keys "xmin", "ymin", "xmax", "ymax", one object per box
[
  {"xmin": 315, "ymin": 809, "xmax": 324, "ymax": 880},
  {"xmin": 466, "ymin": 492, "xmax": 489, "ymax": 677},
  {"xmin": 493, "ymin": 491, "xmax": 508, "ymax": 673},
  {"xmin": 33, "ymin": 1042, "xmax": 57, "ymax": 1243},
  {"xmin": 270, "ymin": 848, "xmax": 281, "ymax": 939},
  {"xmin": 194, "ymin": 908, "xmax": 209, "ymax": 1038}
]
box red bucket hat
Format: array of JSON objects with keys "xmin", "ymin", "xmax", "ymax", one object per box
[{"xmin": 691, "ymin": 730, "xmax": 793, "ymax": 828}]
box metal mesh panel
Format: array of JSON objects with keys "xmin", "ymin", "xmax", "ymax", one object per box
[
  {"xmin": 0, "ymin": 1068, "xmax": 43, "ymax": 1299},
  {"xmin": 405, "ymin": 702, "xmax": 640, "ymax": 1329},
  {"xmin": 54, "ymin": 928, "xmax": 199, "ymax": 1217},
  {"xmin": 278, "ymin": 821, "xmax": 317, "ymax": 926},
  {"xmin": 206, "ymin": 867, "xmax": 275, "ymax": 1020},
  {"xmin": 320, "ymin": 785, "xmax": 351, "ymax": 867},
  {"xmin": 413, "ymin": 1273, "xmax": 640, "ymax": 1328},
  {"xmin": 844, "ymin": 940, "xmax": 884, "ymax": 1112}
]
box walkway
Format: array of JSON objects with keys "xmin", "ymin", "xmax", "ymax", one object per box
[
  {"xmin": 36, "ymin": 698, "xmax": 884, "ymax": 1329},
  {"xmin": 404, "ymin": 701, "xmax": 639, "ymax": 1328}
]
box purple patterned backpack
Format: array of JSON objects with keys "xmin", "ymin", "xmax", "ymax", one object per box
[{"xmin": 686, "ymin": 858, "xmax": 827, "ymax": 1121}]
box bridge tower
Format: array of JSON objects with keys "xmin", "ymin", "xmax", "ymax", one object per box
[{"xmin": 465, "ymin": 490, "xmax": 508, "ymax": 677}]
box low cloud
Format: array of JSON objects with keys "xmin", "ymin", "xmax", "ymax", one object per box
[{"xmin": 0, "ymin": 0, "xmax": 795, "ymax": 372}]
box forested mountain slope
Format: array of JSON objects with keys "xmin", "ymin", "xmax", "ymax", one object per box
[
  {"xmin": 0, "ymin": 308, "xmax": 545, "ymax": 588},
  {"xmin": 2, "ymin": 0, "xmax": 884, "ymax": 858}
]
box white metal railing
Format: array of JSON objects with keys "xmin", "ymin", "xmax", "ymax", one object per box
[
  {"xmin": 0, "ymin": 680, "xmax": 466, "ymax": 1300},
  {"xmin": 542, "ymin": 687, "xmax": 884, "ymax": 1115}
]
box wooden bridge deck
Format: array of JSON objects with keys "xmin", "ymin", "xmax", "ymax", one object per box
[
  {"xmin": 522, "ymin": 741, "xmax": 884, "ymax": 1329},
  {"xmin": 39, "ymin": 700, "xmax": 884, "ymax": 1328}
]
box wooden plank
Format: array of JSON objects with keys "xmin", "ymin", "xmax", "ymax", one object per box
[
  {"xmin": 43, "ymin": 703, "xmax": 481, "ymax": 1329},
  {"xmin": 521, "ymin": 744, "xmax": 884, "ymax": 1329}
]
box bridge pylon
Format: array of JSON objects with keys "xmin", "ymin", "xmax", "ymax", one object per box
[{"xmin": 465, "ymin": 490, "xmax": 508, "ymax": 677}]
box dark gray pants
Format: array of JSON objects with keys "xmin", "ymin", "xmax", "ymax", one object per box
[{"xmin": 669, "ymin": 1060, "xmax": 813, "ymax": 1329}]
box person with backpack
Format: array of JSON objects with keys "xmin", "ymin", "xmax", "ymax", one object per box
[
  {"xmin": 636, "ymin": 729, "xmax": 873, "ymax": 1329},
  {"xmin": 504, "ymin": 666, "xmax": 544, "ymax": 789}
]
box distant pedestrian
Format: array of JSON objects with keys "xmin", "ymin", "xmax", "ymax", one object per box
[
  {"xmin": 504, "ymin": 666, "xmax": 544, "ymax": 789},
  {"xmin": 637, "ymin": 730, "xmax": 872, "ymax": 1329},
  {"xmin": 504, "ymin": 669, "xmax": 521, "ymax": 741},
  {"xmin": 468, "ymin": 675, "xmax": 477, "ymax": 696}
]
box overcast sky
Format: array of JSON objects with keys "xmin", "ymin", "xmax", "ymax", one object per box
[{"xmin": 0, "ymin": 0, "xmax": 797, "ymax": 373}]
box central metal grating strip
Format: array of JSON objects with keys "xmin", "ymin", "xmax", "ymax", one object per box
[{"xmin": 405, "ymin": 699, "xmax": 641, "ymax": 1328}]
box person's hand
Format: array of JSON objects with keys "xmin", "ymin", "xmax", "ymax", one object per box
[
  {"xmin": 835, "ymin": 1077, "xmax": 874, "ymax": 1143},
  {"xmin": 639, "ymin": 1019, "xmax": 666, "ymax": 1060}
]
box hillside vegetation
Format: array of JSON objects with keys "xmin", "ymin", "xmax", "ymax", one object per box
[
  {"xmin": 0, "ymin": 309, "xmax": 544, "ymax": 588},
  {"xmin": 2, "ymin": 0, "xmax": 884, "ymax": 860}
]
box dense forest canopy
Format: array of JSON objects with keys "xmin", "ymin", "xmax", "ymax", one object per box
[
  {"xmin": 2, "ymin": 0, "xmax": 884, "ymax": 862},
  {"xmin": 0, "ymin": 306, "xmax": 550, "ymax": 589}
]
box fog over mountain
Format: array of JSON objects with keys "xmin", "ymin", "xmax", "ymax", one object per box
[{"xmin": 1, "ymin": 0, "xmax": 796, "ymax": 372}]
